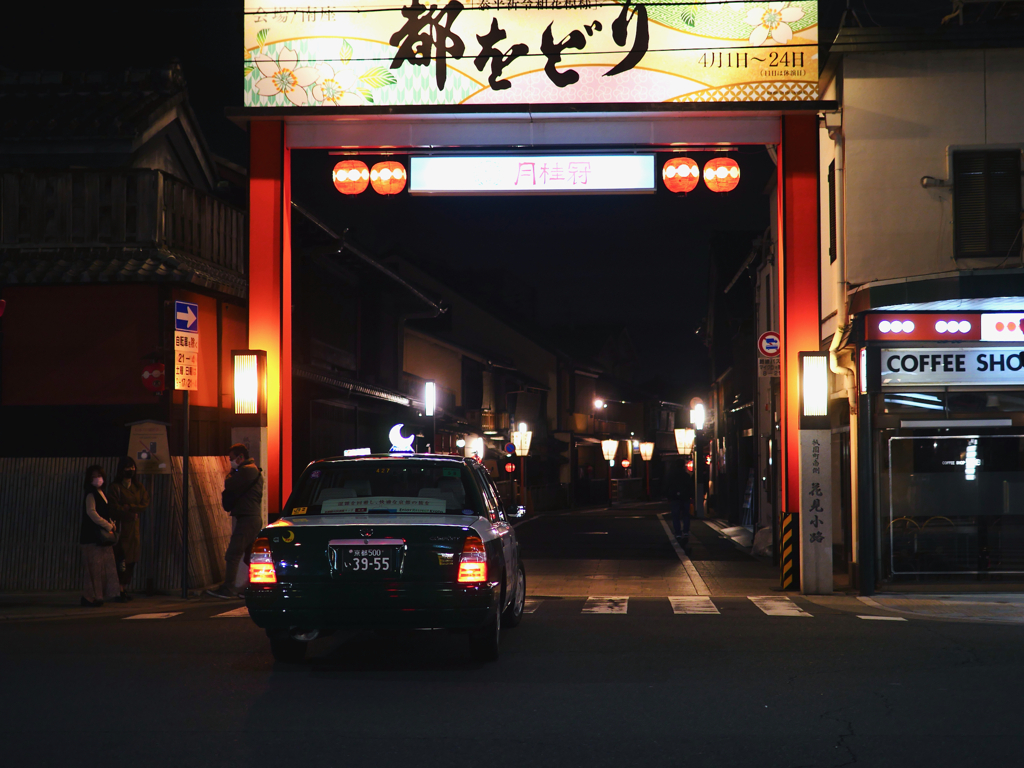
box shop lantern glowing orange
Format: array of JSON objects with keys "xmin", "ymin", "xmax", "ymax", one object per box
[
  {"xmin": 332, "ymin": 160, "xmax": 370, "ymax": 195},
  {"xmin": 703, "ymin": 157, "xmax": 740, "ymax": 193},
  {"xmin": 370, "ymin": 161, "xmax": 407, "ymax": 195},
  {"xmin": 662, "ymin": 157, "xmax": 699, "ymax": 194}
]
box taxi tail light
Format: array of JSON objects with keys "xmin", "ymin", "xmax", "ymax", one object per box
[
  {"xmin": 249, "ymin": 537, "xmax": 277, "ymax": 584},
  {"xmin": 457, "ymin": 535, "xmax": 487, "ymax": 583}
]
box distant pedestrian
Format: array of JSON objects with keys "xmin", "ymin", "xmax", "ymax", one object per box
[
  {"xmin": 665, "ymin": 459, "xmax": 694, "ymax": 552},
  {"xmin": 207, "ymin": 444, "xmax": 264, "ymax": 599},
  {"xmin": 80, "ymin": 465, "xmax": 120, "ymax": 607},
  {"xmin": 107, "ymin": 457, "xmax": 150, "ymax": 602}
]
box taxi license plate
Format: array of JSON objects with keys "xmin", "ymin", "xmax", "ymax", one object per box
[
  {"xmin": 341, "ymin": 546, "xmax": 396, "ymax": 574},
  {"xmin": 329, "ymin": 538, "xmax": 405, "ymax": 577}
]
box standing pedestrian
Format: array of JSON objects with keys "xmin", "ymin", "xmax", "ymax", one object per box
[
  {"xmin": 107, "ymin": 457, "xmax": 150, "ymax": 602},
  {"xmin": 665, "ymin": 458, "xmax": 694, "ymax": 553},
  {"xmin": 80, "ymin": 465, "xmax": 120, "ymax": 607},
  {"xmin": 206, "ymin": 444, "xmax": 264, "ymax": 599}
]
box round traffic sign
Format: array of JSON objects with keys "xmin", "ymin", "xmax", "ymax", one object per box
[
  {"xmin": 505, "ymin": 442, "xmax": 516, "ymax": 455},
  {"xmin": 758, "ymin": 331, "xmax": 781, "ymax": 357}
]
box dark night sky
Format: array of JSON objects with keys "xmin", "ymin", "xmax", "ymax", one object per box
[{"xmin": 3, "ymin": 0, "xmax": 958, "ymax": 398}]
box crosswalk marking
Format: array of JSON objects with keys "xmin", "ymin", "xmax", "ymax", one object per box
[
  {"xmin": 522, "ymin": 599, "xmax": 543, "ymax": 614},
  {"xmin": 123, "ymin": 612, "xmax": 182, "ymax": 620},
  {"xmin": 582, "ymin": 596, "xmax": 629, "ymax": 614},
  {"xmin": 668, "ymin": 596, "xmax": 720, "ymax": 615},
  {"xmin": 213, "ymin": 606, "xmax": 250, "ymax": 618},
  {"xmin": 749, "ymin": 596, "xmax": 812, "ymax": 617},
  {"xmin": 857, "ymin": 614, "xmax": 907, "ymax": 621}
]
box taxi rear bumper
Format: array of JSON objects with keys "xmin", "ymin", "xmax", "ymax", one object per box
[{"xmin": 245, "ymin": 580, "xmax": 499, "ymax": 632}]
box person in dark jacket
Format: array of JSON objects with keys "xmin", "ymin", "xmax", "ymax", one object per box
[
  {"xmin": 665, "ymin": 458, "xmax": 695, "ymax": 552},
  {"xmin": 207, "ymin": 444, "xmax": 265, "ymax": 599},
  {"xmin": 80, "ymin": 465, "xmax": 120, "ymax": 607},
  {"xmin": 107, "ymin": 456, "xmax": 150, "ymax": 602}
]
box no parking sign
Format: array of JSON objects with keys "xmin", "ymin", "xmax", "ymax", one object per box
[{"xmin": 758, "ymin": 332, "xmax": 781, "ymax": 378}]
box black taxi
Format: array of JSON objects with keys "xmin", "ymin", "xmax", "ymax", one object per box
[{"xmin": 245, "ymin": 454, "xmax": 525, "ymax": 662}]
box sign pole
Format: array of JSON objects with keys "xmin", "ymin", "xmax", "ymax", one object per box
[
  {"xmin": 173, "ymin": 299, "xmax": 200, "ymax": 600},
  {"xmin": 181, "ymin": 390, "xmax": 190, "ymax": 599}
]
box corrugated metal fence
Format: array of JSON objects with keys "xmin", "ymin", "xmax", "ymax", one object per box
[{"xmin": 0, "ymin": 457, "xmax": 234, "ymax": 592}]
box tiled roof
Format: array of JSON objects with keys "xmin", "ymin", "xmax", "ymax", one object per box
[
  {"xmin": 0, "ymin": 66, "xmax": 188, "ymax": 142},
  {"xmin": 0, "ymin": 247, "xmax": 247, "ymax": 297}
]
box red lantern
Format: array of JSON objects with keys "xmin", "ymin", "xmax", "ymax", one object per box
[
  {"xmin": 142, "ymin": 363, "xmax": 165, "ymax": 393},
  {"xmin": 505, "ymin": 462, "xmax": 515, "ymax": 473},
  {"xmin": 662, "ymin": 157, "xmax": 699, "ymax": 194},
  {"xmin": 703, "ymin": 157, "xmax": 740, "ymax": 193},
  {"xmin": 332, "ymin": 160, "xmax": 369, "ymax": 195},
  {"xmin": 370, "ymin": 161, "xmax": 407, "ymax": 196}
]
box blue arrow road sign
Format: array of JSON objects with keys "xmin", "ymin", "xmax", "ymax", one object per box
[{"xmin": 174, "ymin": 301, "xmax": 199, "ymax": 332}]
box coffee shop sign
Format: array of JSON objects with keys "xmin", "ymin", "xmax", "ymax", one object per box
[
  {"xmin": 881, "ymin": 347, "xmax": 1024, "ymax": 387},
  {"xmin": 243, "ymin": 1, "xmax": 818, "ymax": 107}
]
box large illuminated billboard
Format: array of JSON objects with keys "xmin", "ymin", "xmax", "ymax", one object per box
[{"xmin": 243, "ymin": 1, "xmax": 819, "ymax": 108}]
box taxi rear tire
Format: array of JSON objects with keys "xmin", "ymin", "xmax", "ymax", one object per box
[
  {"xmin": 502, "ymin": 563, "xmax": 526, "ymax": 628},
  {"xmin": 469, "ymin": 606, "xmax": 500, "ymax": 662},
  {"xmin": 269, "ymin": 635, "xmax": 307, "ymax": 663}
]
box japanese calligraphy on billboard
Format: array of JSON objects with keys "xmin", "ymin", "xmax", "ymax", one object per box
[{"xmin": 243, "ymin": 1, "xmax": 818, "ymax": 107}]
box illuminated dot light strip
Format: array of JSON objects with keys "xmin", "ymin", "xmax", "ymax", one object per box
[
  {"xmin": 935, "ymin": 320, "xmax": 972, "ymax": 333},
  {"xmin": 878, "ymin": 320, "xmax": 915, "ymax": 333}
]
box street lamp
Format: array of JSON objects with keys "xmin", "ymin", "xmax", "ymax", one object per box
[
  {"xmin": 233, "ymin": 350, "xmax": 268, "ymax": 420},
  {"xmin": 231, "ymin": 348, "xmax": 269, "ymax": 536},
  {"xmin": 639, "ymin": 441, "xmax": 655, "ymax": 500},
  {"xmin": 798, "ymin": 351, "xmax": 832, "ymax": 595},
  {"xmin": 425, "ymin": 381, "xmax": 436, "ymax": 453},
  {"xmin": 690, "ymin": 403, "xmax": 705, "ymax": 431},
  {"xmin": 512, "ymin": 422, "xmax": 533, "ymax": 511},
  {"xmin": 675, "ymin": 425, "xmax": 700, "ymax": 518},
  {"xmin": 601, "ymin": 439, "xmax": 618, "ymax": 504}
]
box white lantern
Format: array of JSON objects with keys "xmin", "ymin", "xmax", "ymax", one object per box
[
  {"xmin": 674, "ymin": 428, "xmax": 695, "ymax": 455},
  {"xmin": 512, "ymin": 426, "xmax": 533, "ymax": 457},
  {"xmin": 639, "ymin": 442, "xmax": 655, "ymax": 462},
  {"xmin": 601, "ymin": 439, "xmax": 619, "ymax": 462}
]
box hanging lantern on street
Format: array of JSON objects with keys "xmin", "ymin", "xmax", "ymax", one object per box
[
  {"xmin": 662, "ymin": 157, "xmax": 700, "ymax": 194},
  {"xmin": 703, "ymin": 157, "xmax": 740, "ymax": 193},
  {"xmin": 332, "ymin": 160, "xmax": 370, "ymax": 195},
  {"xmin": 370, "ymin": 161, "xmax": 407, "ymax": 196}
]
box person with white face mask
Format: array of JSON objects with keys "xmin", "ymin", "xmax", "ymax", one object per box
[{"xmin": 79, "ymin": 465, "xmax": 120, "ymax": 607}]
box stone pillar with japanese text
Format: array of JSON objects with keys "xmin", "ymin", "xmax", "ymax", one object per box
[{"xmin": 799, "ymin": 430, "xmax": 833, "ymax": 594}]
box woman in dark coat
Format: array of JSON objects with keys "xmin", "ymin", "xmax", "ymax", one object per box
[
  {"xmin": 80, "ymin": 465, "xmax": 119, "ymax": 607},
  {"xmin": 106, "ymin": 457, "xmax": 150, "ymax": 601}
]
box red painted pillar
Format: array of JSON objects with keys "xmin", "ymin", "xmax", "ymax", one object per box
[
  {"xmin": 248, "ymin": 121, "xmax": 292, "ymax": 514},
  {"xmin": 779, "ymin": 114, "xmax": 820, "ymax": 519}
]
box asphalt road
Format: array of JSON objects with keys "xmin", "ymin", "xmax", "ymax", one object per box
[{"xmin": 4, "ymin": 511, "xmax": 1023, "ymax": 767}]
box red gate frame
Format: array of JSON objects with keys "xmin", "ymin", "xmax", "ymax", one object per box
[{"xmin": 246, "ymin": 115, "xmax": 820, "ymax": 520}]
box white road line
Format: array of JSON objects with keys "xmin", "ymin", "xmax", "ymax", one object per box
[
  {"xmin": 582, "ymin": 596, "xmax": 629, "ymax": 614},
  {"xmin": 522, "ymin": 599, "xmax": 543, "ymax": 614},
  {"xmin": 857, "ymin": 614, "xmax": 908, "ymax": 621},
  {"xmin": 123, "ymin": 612, "xmax": 182, "ymax": 620},
  {"xmin": 657, "ymin": 513, "xmax": 710, "ymax": 596},
  {"xmin": 749, "ymin": 596, "xmax": 812, "ymax": 617},
  {"xmin": 668, "ymin": 596, "xmax": 720, "ymax": 615},
  {"xmin": 213, "ymin": 606, "xmax": 250, "ymax": 618}
]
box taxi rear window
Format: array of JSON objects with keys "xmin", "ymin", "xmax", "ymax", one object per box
[{"xmin": 288, "ymin": 460, "xmax": 486, "ymax": 517}]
